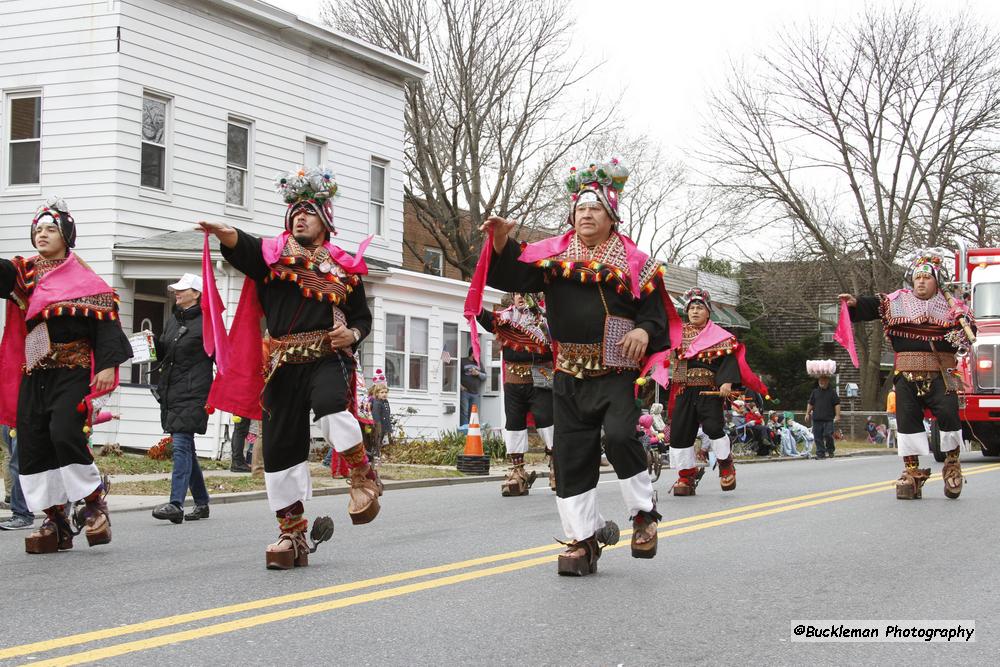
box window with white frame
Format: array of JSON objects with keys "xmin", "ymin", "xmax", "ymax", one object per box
[
  {"xmin": 369, "ymin": 158, "xmax": 388, "ymax": 236},
  {"xmin": 423, "ymin": 247, "xmax": 443, "ymax": 276},
  {"xmin": 140, "ymin": 92, "xmax": 169, "ymax": 190},
  {"xmin": 226, "ymin": 118, "xmax": 252, "ymax": 207},
  {"xmin": 442, "ymin": 322, "xmax": 458, "ymax": 393},
  {"xmin": 304, "ymin": 137, "xmax": 326, "ymax": 167},
  {"xmin": 385, "ymin": 314, "xmax": 406, "ymax": 389},
  {"xmin": 818, "ymin": 303, "xmax": 838, "ymax": 341},
  {"xmin": 7, "ymin": 91, "xmax": 42, "ymax": 186},
  {"xmin": 409, "ymin": 317, "xmax": 429, "ymax": 390}
]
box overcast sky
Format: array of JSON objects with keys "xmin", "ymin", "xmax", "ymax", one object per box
[{"xmin": 268, "ymin": 0, "xmax": 1000, "ymax": 261}]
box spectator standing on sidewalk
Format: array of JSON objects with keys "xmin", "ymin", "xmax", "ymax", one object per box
[
  {"xmin": 805, "ymin": 362, "xmax": 841, "ymax": 459},
  {"xmin": 229, "ymin": 416, "xmax": 251, "ymax": 472},
  {"xmin": 886, "ymin": 388, "xmax": 897, "ymax": 448},
  {"xmin": 151, "ymin": 274, "xmax": 213, "ymax": 524},
  {"xmin": 0, "ymin": 425, "xmax": 34, "ymax": 530},
  {"xmin": 460, "ymin": 348, "xmax": 485, "ymax": 427}
]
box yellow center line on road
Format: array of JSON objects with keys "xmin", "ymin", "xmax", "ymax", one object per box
[{"xmin": 10, "ymin": 463, "xmax": 1000, "ymax": 666}]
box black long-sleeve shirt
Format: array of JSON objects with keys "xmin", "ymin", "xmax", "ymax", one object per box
[
  {"xmin": 0, "ymin": 257, "xmax": 132, "ymax": 373},
  {"xmin": 221, "ymin": 230, "xmax": 372, "ymax": 347},
  {"xmin": 485, "ymin": 241, "xmax": 669, "ymax": 352}
]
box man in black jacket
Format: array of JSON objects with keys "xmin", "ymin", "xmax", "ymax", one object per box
[{"xmin": 152, "ymin": 273, "xmax": 214, "ymax": 524}]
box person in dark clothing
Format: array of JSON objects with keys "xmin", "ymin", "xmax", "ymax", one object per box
[
  {"xmin": 667, "ymin": 288, "xmax": 767, "ymax": 495},
  {"xmin": 477, "ymin": 292, "xmax": 555, "ymax": 496},
  {"xmin": 841, "ymin": 249, "xmax": 971, "ymax": 499},
  {"xmin": 229, "ymin": 416, "xmax": 251, "ymax": 472},
  {"xmin": 368, "ymin": 369, "xmax": 392, "ymax": 453},
  {"xmin": 0, "ymin": 197, "xmax": 132, "ymax": 554},
  {"xmin": 151, "ymin": 273, "xmax": 214, "ymax": 524},
  {"xmin": 460, "ymin": 348, "xmax": 485, "ymax": 426},
  {"xmin": 806, "ymin": 373, "xmax": 841, "ymax": 459},
  {"xmin": 199, "ymin": 166, "xmax": 375, "ymax": 570},
  {"xmin": 471, "ymin": 160, "xmax": 676, "ymax": 575}
]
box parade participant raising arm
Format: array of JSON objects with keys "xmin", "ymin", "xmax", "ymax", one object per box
[
  {"xmin": 839, "ymin": 249, "xmax": 971, "ymax": 500},
  {"xmin": 467, "ymin": 160, "xmax": 682, "ymax": 576},
  {"xmin": 0, "ymin": 197, "xmax": 132, "ymax": 554},
  {"xmin": 198, "ymin": 167, "xmax": 373, "ymax": 570}
]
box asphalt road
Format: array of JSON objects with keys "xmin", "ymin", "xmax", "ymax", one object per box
[{"xmin": 2, "ymin": 453, "xmax": 998, "ymax": 666}]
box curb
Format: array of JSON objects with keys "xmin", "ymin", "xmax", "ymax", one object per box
[{"xmin": 106, "ymin": 451, "xmax": 897, "ymax": 514}]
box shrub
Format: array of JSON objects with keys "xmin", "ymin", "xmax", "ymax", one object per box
[
  {"xmin": 147, "ymin": 436, "xmax": 173, "ymax": 460},
  {"xmin": 384, "ymin": 429, "xmax": 506, "ymax": 465}
]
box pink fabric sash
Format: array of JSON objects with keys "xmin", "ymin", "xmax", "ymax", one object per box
[
  {"xmin": 201, "ymin": 233, "xmax": 229, "ymax": 374},
  {"xmin": 0, "ymin": 301, "xmax": 26, "ymax": 426},
  {"xmin": 25, "ymin": 254, "xmax": 113, "ymax": 321},
  {"xmin": 834, "ymin": 298, "xmax": 859, "ymax": 368},
  {"xmin": 680, "ymin": 321, "xmax": 733, "ymax": 359},
  {"xmin": 261, "ymin": 231, "xmax": 372, "ymax": 275}
]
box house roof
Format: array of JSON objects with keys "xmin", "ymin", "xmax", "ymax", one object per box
[
  {"xmin": 206, "ymin": 0, "xmax": 429, "ymax": 81},
  {"xmin": 114, "ymin": 230, "xmax": 394, "ymax": 271}
]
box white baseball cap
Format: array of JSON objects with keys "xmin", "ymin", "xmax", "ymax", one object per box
[{"xmin": 168, "ymin": 273, "xmax": 203, "ymax": 292}]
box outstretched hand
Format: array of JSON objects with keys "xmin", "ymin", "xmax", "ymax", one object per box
[
  {"xmin": 838, "ymin": 293, "xmax": 857, "ymax": 307},
  {"xmin": 196, "ymin": 221, "xmax": 238, "ymax": 249},
  {"xmin": 480, "ymin": 216, "xmax": 518, "ymax": 254}
]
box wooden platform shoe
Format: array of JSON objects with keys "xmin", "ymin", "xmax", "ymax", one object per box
[
  {"xmin": 896, "ymin": 465, "xmax": 931, "ymax": 500},
  {"xmin": 265, "ymin": 514, "xmax": 334, "ymax": 570},
  {"xmin": 671, "ymin": 467, "xmax": 705, "ymax": 496},
  {"xmin": 501, "ymin": 463, "xmax": 536, "ymax": 497},
  {"xmin": 631, "ymin": 508, "xmax": 661, "ymax": 559},
  {"xmin": 25, "ymin": 506, "xmax": 74, "ymax": 554},
  {"xmin": 74, "ymin": 482, "xmax": 112, "ymax": 547},
  {"xmin": 717, "ymin": 457, "xmax": 736, "ymax": 491},
  {"xmin": 348, "ymin": 465, "xmax": 382, "ymax": 524},
  {"xmin": 942, "ymin": 451, "xmax": 964, "ymax": 499}
]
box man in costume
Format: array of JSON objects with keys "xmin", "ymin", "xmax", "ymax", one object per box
[
  {"xmin": 0, "ymin": 197, "xmax": 132, "ymax": 553},
  {"xmin": 467, "ymin": 160, "xmax": 680, "ymax": 576},
  {"xmin": 477, "ymin": 292, "xmax": 555, "ymax": 496},
  {"xmin": 839, "ymin": 249, "xmax": 971, "ymax": 500},
  {"xmin": 667, "ymin": 288, "xmax": 767, "ymax": 496},
  {"xmin": 804, "ymin": 360, "xmax": 840, "ymax": 459},
  {"xmin": 198, "ymin": 167, "xmax": 375, "ymax": 569}
]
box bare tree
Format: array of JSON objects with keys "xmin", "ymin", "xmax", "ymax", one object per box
[
  {"xmin": 325, "ymin": 0, "xmax": 618, "ymax": 279},
  {"xmin": 703, "ymin": 6, "xmax": 1000, "ymax": 407}
]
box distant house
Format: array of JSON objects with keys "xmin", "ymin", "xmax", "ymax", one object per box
[{"xmin": 0, "ymin": 0, "xmax": 518, "ymax": 454}]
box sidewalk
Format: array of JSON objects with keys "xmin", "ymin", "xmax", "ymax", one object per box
[{"xmin": 99, "ymin": 448, "xmax": 895, "ymax": 514}]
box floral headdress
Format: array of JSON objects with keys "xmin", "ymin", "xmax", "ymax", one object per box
[
  {"xmin": 564, "ymin": 158, "xmax": 630, "ymax": 224},
  {"xmin": 274, "ymin": 166, "xmax": 339, "ymax": 234},
  {"xmin": 682, "ymin": 287, "xmax": 712, "ymax": 313},
  {"xmin": 903, "ymin": 248, "xmax": 952, "ymax": 286}
]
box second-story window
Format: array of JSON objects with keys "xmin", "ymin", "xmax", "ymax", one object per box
[
  {"xmin": 226, "ymin": 119, "xmax": 251, "ymax": 207},
  {"xmin": 423, "ymin": 247, "xmax": 443, "ymax": 277},
  {"xmin": 818, "ymin": 303, "xmax": 838, "ymax": 343},
  {"xmin": 304, "ymin": 137, "xmax": 326, "ymax": 167},
  {"xmin": 370, "ymin": 158, "xmax": 388, "ymax": 236},
  {"xmin": 7, "ymin": 91, "xmax": 41, "ymax": 186},
  {"xmin": 141, "ymin": 93, "xmax": 169, "ymax": 190}
]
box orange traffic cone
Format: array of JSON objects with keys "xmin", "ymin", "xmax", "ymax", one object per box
[
  {"xmin": 464, "ymin": 405, "xmax": 484, "ymax": 456},
  {"xmin": 456, "ymin": 405, "xmax": 490, "ymax": 475}
]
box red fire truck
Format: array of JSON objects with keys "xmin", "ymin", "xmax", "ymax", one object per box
[{"xmin": 935, "ymin": 240, "xmax": 1000, "ymax": 460}]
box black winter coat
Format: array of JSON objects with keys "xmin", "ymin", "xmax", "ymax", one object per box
[{"xmin": 156, "ymin": 303, "xmax": 214, "ymax": 435}]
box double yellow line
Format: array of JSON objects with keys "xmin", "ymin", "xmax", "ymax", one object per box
[{"xmin": 8, "ymin": 463, "xmax": 1000, "ymax": 666}]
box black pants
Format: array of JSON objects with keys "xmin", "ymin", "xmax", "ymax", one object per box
[
  {"xmin": 553, "ymin": 371, "xmax": 645, "ymax": 498},
  {"xmin": 669, "ymin": 387, "xmax": 725, "ymax": 449},
  {"xmin": 231, "ymin": 417, "xmax": 251, "ymax": 462},
  {"xmin": 503, "ymin": 383, "xmax": 554, "ymax": 430},
  {"xmin": 18, "ymin": 367, "xmax": 92, "ymax": 476},
  {"xmin": 894, "ymin": 374, "xmax": 960, "ymax": 434},
  {"xmin": 262, "ymin": 355, "xmax": 353, "ymax": 473}
]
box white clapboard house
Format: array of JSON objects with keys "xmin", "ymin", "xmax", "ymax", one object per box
[{"xmin": 0, "ymin": 0, "xmax": 507, "ymax": 456}]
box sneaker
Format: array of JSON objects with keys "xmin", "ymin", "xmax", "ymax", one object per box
[
  {"xmin": 0, "ymin": 515, "xmax": 35, "ymax": 530},
  {"xmin": 184, "ymin": 505, "xmax": 210, "ymax": 521}
]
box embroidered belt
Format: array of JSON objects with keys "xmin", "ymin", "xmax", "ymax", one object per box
[
  {"xmin": 556, "ymin": 342, "xmax": 611, "ymax": 378},
  {"xmin": 681, "ymin": 367, "xmax": 716, "ymax": 387},
  {"xmin": 27, "ymin": 340, "xmax": 91, "ymax": 373},
  {"xmin": 894, "ymin": 351, "xmax": 955, "ymax": 373},
  {"xmin": 266, "ymin": 329, "xmax": 343, "ymax": 382},
  {"xmin": 505, "ymin": 361, "xmax": 553, "ymax": 385}
]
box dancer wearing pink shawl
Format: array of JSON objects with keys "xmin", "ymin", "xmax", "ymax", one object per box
[
  {"xmin": 666, "ymin": 289, "xmax": 768, "ymax": 497},
  {"xmin": 468, "ymin": 160, "xmax": 681, "ymax": 576},
  {"xmin": 198, "ymin": 167, "xmax": 373, "ymax": 570},
  {"xmin": 0, "ymin": 198, "xmax": 132, "ymax": 554},
  {"xmin": 838, "ymin": 250, "xmax": 972, "ymax": 501}
]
